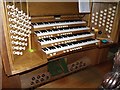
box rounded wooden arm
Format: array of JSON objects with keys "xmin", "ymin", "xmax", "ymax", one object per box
[{"xmin": 101, "ymin": 72, "xmax": 120, "ymax": 89}]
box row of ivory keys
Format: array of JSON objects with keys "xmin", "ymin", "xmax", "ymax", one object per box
[{"xmin": 32, "ymin": 20, "xmax": 100, "ymax": 58}]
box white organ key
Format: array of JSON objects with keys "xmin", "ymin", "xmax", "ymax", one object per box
[
  {"xmin": 35, "ymin": 27, "xmax": 90, "ymax": 37},
  {"xmin": 33, "ymin": 21, "xmax": 86, "ymax": 28},
  {"xmin": 40, "ymin": 33, "xmax": 94, "ymax": 45},
  {"xmin": 44, "ymin": 40, "xmax": 99, "ymax": 54}
]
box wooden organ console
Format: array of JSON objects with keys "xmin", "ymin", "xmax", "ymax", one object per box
[{"xmin": 0, "ymin": 0, "xmax": 120, "ymax": 89}]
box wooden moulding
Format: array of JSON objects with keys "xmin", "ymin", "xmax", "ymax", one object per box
[
  {"xmin": 1, "ymin": 2, "xmax": 48, "ymax": 75},
  {"xmin": 28, "ymin": 2, "xmax": 79, "ymax": 17},
  {"xmin": 1, "ymin": 1, "xmax": 14, "ymax": 75},
  {"xmin": 31, "ymin": 14, "xmax": 87, "ymax": 23},
  {"xmin": 12, "ymin": 32, "xmax": 47, "ymax": 75},
  {"xmin": 111, "ymin": 2, "xmax": 120, "ymax": 43},
  {"xmin": 90, "ymin": 2, "xmax": 120, "ymax": 48}
]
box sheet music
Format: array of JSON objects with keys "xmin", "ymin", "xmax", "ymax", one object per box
[{"xmin": 78, "ymin": 0, "xmax": 90, "ymax": 13}]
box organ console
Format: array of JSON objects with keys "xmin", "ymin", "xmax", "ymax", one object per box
[{"xmin": 0, "ymin": 0, "xmax": 120, "ymax": 89}]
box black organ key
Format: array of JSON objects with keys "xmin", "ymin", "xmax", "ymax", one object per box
[
  {"xmin": 42, "ymin": 48, "xmax": 49, "ymax": 51},
  {"xmin": 73, "ymin": 33, "xmax": 78, "ymax": 36},
  {"xmin": 67, "ymin": 43, "xmax": 73, "ymax": 46},
  {"xmin": 86, "ymin": 38, "xmax": 95, "ymax": 41},
  {"xmin": 61, "ymin": 35, "xmax": 66, "ymax": 38},
  {"xmin": 44, "ymin": 22, "xmax": 49, "ymax": 24},
  {"xmin": 72, "ymin": 42, "xmax": 79, "ymax": 44},
  {"xmin": 50, "ymin": 37, "xmax": 57, "ymax": 40},
  {"xmin": 40, "ymin": 30, "xmax": 48, "ymax": 33},
  {"xmin": 48, "ymin": 46, "xmax": 56, "ymax": 50},
  {"xmin": 84, "ymin": 32, "xmax": 90, "ymax": 34},
  {"xmin": 67, "ymin": 34, "xmax": 73, "ymax": 37},
  {"xmin": 55, "ymin": 45, "xmax": 61, "ymax": 48},
  {"xmin": 52, "ymin": 29, "xmax": 59, "ymax": 31},
  {"xmin": 60, "ymin": 44, "xmax": 68, "ymax": 47},
  {"xmin": 77, "ymin": 41, "xmax": 82, "ymax": 43},
  {"xmin": 48, "ymin": 29, "xmax": 53, "ymax": 32},
  {"xmin": 37, "ymin": 22, "xmax": 44, "ymax": 25},
  {"xmin": 64, "ymin": 28, "xmax": 69, "ymax": 30},
  {"xmin": 62, "ymin": 35, "xmax": 68, "ymax": 38},
  {"xmin": 38, "ymin": 39, "xmax": 44, "ymax": 42},
  {"xmin": 34, "ymin": 31, "xmax": 40, "ymax": 34},
  {"xmin": 56, "ymin": 36, "xmax": 63, "ymax": 39},
  {"xmin": 32, "ymin": 23, "xmax": 36, "ymax": 25},
  {"xmin": 59, "ymin": 28, "xmax": 64, "ymax": 31},
  {"xmin": 43, "ymin": 38, "xmax": 51, "ymax": 41},
  {"xmin": 81, "ymin": 39, "xmax": 88, "ymax": 42}
]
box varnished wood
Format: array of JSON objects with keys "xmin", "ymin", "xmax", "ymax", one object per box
[
  {"xmin": 1, "ymin": 0, "xmax": 15, "ymax": 75},
  {"xmin": 39, "ymin": 60, "xmax": 113, "ymax": 88},
  {"xmin": 97, "ymin": 47, "xmax": 110, "ymax": 63},
  {"xmin": 2, "ymin": 67, "xmax": 21, "ymax": 89},
  {"xmin": 1, "ymin": 1, "xmax": 48, "ymax": 75},
  {"xmin": 0, "ymin": 54, "xmax": 2, "ymax": 90},
  {"xmin": 1, "ymin": 1, "xmax": 120, "ymax": 89},
  {"xmin": 111, "ymin": 2, "xmax": 120, "ymax": 43},
  {"xmin": 28, "ymin": 2, "xmax": 79, "ymax": 16},
  {"xmin": 90, "ymin": 2, "xmax": 120, "ymax": 45}
]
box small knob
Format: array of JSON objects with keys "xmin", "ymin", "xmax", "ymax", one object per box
[
  {"xmin": 101, "ymin": 39, "xmax": 108, "ymax": 44},
  {"xmin": 32, "ymin": 77, "xmax": 35, "ymax": 80}
]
